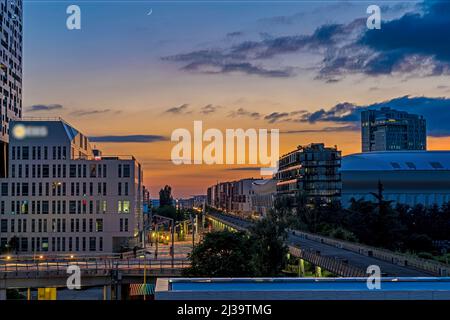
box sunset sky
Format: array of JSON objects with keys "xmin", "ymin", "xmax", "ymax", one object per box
[{"xmin": 23, "ymin": 0, "xmax": 450, "ymax": 197}]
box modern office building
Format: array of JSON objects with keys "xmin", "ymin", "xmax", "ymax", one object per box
[
  {"xmin": 276, "ymin": 143, "xmax": 342, "ymax": 207},
  {"xmin": 361, "ymin": 107, "xmax": 426, "ymax": 152},
  {"xmin": 0, "ymin": 118, "xmax": 144, "ymax": 254},
  {"xmin": 341, "ymin": 151, "xmax": 450, "ymax": 208},
  {"xmin": 0, "ymin": 0, "xmax": 23, "ymax": 178}
]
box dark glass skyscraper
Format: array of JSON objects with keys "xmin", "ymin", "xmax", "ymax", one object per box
[{"xmin": 361, "ymin": 107, "xmax": 426, "ymax": 152}]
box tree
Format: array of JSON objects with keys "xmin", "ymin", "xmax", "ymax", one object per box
[
  {"xmin": 7, "ymin": 236, "xmax": 19, "ymax": 254},
  {"xmin": 156, "ymin": 205, "xmax": 177, "ymax": 220},
  {"xmin": 184, "ymin": 230, "xmax": 255, "ymax": 277},
  {"xmin": 159, "ymin": 185, "xmax": 173, "ymax": 207},
  {"xmin": 250, "ymin": 211, "xmax": 288, "ymax": 276}
]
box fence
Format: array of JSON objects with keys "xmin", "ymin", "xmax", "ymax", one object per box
[
  {"xmin": 291, "ymin": 230, "xmax": 449, "ymax": 276},
  {"xmin": 289, "ymin": 245, "xmax": 366, "ymax": 277},
  {"xmin": 0, "ymin": 258, "xmax": 190, "ymax": 279}
]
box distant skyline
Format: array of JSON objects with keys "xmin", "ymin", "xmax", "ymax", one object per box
[{"xmin": 23, "ymin": 0, "xmax": 450, "ymax": 197}]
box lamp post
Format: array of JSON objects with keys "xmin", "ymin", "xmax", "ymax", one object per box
[
  {"xmin": 190, "ymin": 214, "xmax": 195, "ymax": 250},
  {"xmin": 154, "ymin": 224, "xmax": 158, "ymax": 260},
  {"xmin": 143, "ymin": 256, "xmax": 147, "ymax": 301},
  {"xmin": 170, "ymin": 220, "xmax": 175, "ymax": 268}
]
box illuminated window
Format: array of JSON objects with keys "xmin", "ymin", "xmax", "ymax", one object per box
[
  {"xmin": 123, "ymin": 201, "xmax": 130, "ymax": 213},
  {"xmin": 96, "ymin": 219, "xmax": 103, "ymax": 232},
  {"xmin": 21, "ymin": 201, "xmax": 28, "ymax": 214}
]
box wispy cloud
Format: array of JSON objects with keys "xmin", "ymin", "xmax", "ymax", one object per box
[
  {"xmin": 199, "ymin": 104, "xmax": 220, "ymax": 115},
  {"xmin": 226, "ymin": 31, "xmax": 244, "ymax": 38},
  {"xmin": 284, "ymin": 95, "xmax": 450, "ymax": 137},
  {"xmin": 89, "ymin": 135, "xmax": 168, "ymax": 143},
  {"xmin": 282, "ymin": 125, "xmax": 359, "ymax": 134},
  {"xmin": 228, "ymin": 108, "xmax": 261, "ymax": 119},
  {"xmin": 70, "ymin": 109, "xmax": 121, "ymax": 117},
  {"xmin": 165, "ymin": 104, "xmax": 191, "ymax": 114},
  {"xmin": 27, "ymin": 104, "xmax": 63, "ymax": 112},
  {"xmin": 264, "ymin": 112, "xmax": 290, "ymax": 123},
  {"xmin": 162, "ymin": 18, "xmax": 363, "ymax": 79}
]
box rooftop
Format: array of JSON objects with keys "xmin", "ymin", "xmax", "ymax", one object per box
[{"xmin": 342, "ymin": 151, "xmax": 450, "ymax": 171}]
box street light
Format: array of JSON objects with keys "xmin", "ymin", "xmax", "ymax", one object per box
[{"xmin": 142, "ymin": 255, "xmax": 148, "ymax": 301}]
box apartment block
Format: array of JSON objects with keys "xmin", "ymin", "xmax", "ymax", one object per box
[
  {"xmin": 0, "ymin": 119, "xmax": 144, "ymax": 254},
  {"xmin": 276, "ymin": 143, "xmax": 341, "ymax": 207}
]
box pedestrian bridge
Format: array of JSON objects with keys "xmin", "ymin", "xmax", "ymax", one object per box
[{"xmin": 0, "ymin": 257, "xmax": 190, "ymax": 289}]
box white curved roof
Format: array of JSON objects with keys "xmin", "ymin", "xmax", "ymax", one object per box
[{"xmin": 341, "ymin": 151, "xmax": 450, "ymax": 171}]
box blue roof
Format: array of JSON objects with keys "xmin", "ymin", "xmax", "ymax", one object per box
[
  {"xmin": 341, "ymin": 151, "xmax": 450, "ymax": 171},
  {"xmin": 169, "ymin": 278, "xmax": 450, "ymax": 292}
]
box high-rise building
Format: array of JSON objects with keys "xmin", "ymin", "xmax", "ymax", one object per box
[
  {"xmin": 361, "ymin": 107, "xmax": 426, "ymax": 152},
  {"xmin": 0, "ymin": 118, "xmax": 144, "ymax": 254},
  {"xmin": 0, "ymin": 0, "xmax": 23, "ymax": 178},
  {"xmin": 276, "ymin": 143, "xmax": 342, "ymax": 207}
]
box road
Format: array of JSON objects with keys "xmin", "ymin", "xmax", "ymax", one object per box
[{"xmin": 209, "ymin": 212, "xmax": 432, "ymax": 277}]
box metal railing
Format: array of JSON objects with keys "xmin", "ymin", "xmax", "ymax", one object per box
[
  {"xmin": 291, "ymin": 230, "xmax": 449, "ymax": 276},
  {"xmin": 289, "ymin": 245, "xmax": 366, "ymax": 277}
]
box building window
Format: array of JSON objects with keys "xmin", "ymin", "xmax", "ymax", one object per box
[
  {"xmin": 22, "ymin": 146, "xmax": 29, "ymax": 160},
  {"xmin": 42, "ymin": 201, "xmax": 49, "ymax": 214},
  {"xmin": 1, "ymin": 183, "xmax": 7, "ymax": 196},
  {"xmin": 69, "ymin": 165, "xmax": 76, "ymax": 178},
  {"xmin": 90, "ymin": 164, "xmax": 96, "ymax": 178},
  {"xmin": 96, "ymin": 219, "xmax": 103, "ymax": 232},
  {"xmin": 42, "ymin": 165, "xmax": 50, "ymax": 178},
  {"xmin": 123, "ymin": 201, "xmax": 130, "ymax": 213},
  {"xmin": 0, "ymin": 219, "xmax": 7, "ymax": 233},
  {"xmin": 20, "ymin": 201, "xmax": 28, "ymax": 214},
  {"xmin": 430, "ymin": 162, "xmax": 444, "ymax": 169},
  {"xmin": 89, "ymin": 237, "xmax": 96, "ymax": 251},
  {"xmin": 123, "ymin": 164, "xmax": 130, "ymax": 178}
]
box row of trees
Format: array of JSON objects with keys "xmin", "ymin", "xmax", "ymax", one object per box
[{"xmin": 283, "ymin": 190, "xmax": 450, "ymax": 254}]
